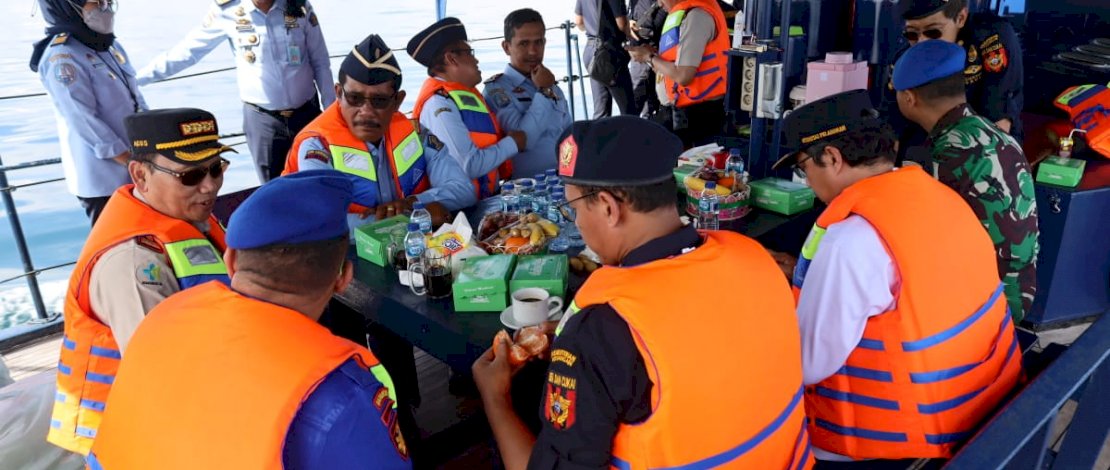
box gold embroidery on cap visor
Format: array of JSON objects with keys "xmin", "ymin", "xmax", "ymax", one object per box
[
  {"xmin": 172, "ymin": 145, "xmax": 236, "ymax": 162},
  {"xmin": 800, "ymin": 124, "xmax": 848, "ymax": 145}
]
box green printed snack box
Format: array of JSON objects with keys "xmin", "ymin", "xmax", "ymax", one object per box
[
  {"xmin": 749, "ymin": 177, "xmax": 815, "ymax": 215},
  {"xmin": 510, "ymin": 255, "xmax": 568, "ymax": 299},
  {"xmin": 353, "ymin": 215, "xmax": 410, "ymax": 266},
  {"xmin": 453, "ymin": 255, "xmax": 516, "ymax": 312}
]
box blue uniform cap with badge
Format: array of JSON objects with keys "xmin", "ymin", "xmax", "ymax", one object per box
[
  {"xmin": 901, "ymin": 0, "xmax": 958, "ymax": 20},
  {"xmin": 556, "ymin": 116, "xmax": 683, "ymax": 186},
  {"xmin": 406, "ymin": 17, "xmax": 468, "ymax": 68},
  {"xmin": 892, "ymin": 40, "xmax": 967, "ymax": 91},
  {"xmin": 124, "ymin": 108, "xmax": 237, "ymax": 165},
  {"xmin": 341, "ymin": 34, "xmax": 402, "ymax": 87},
  {"xmin": 772, "ymin": 89, "xmax": 884, "ymax": 169},
  {"xmin": 226, "ymin": 170, "xmax": 354, "ymax": 250}
]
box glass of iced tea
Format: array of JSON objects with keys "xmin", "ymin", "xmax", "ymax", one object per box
[{"xmin": 409, "ymin": 245, "xmax": 453, "ymax": 299}]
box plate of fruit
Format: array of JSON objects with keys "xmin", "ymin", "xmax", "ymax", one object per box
[
  {"xmin": 683, "ymin": 166, "xmax": 752, "ymax": 221},
  {"xmin": 478, "ymin": 212, "xmax": 561, "ymax": 255}
]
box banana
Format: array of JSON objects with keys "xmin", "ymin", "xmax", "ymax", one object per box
[
  {"xmin": 535, "ymin": 218, "xmax": 559, "ymax": 236},
  {"xmin": 526, "ymin": 223, "xmax": 545, "ymax": 246},
  {"xmin": 715, "ymin": 184, "xmax": 732, "ymax": 196},
  {"xmin": 684, "ymin": 175, "xmax": 707, "ymax": 194}
]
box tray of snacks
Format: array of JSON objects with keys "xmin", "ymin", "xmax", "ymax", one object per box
[
  {"xmin": 477, "ymin": 212, "xmax": 561, "ymax": 255},
  {"xmin": 683, "ymin": 166, "xmax": 752, "ymax": 221}
]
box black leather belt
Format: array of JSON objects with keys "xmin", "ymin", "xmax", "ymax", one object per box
[{"xmin": 245, "ymin": 97, "xmax": 316, "ymax": 119}]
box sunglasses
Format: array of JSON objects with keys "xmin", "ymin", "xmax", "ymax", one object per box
[
  {"xmin": 449, "ymin": 48, "xmax": 476, "ymax": 57},
  {"xmin": 554, "ymin": 190, "xmax": 623, "ymax": 222},
  {"xmin": 902, "ymin": 28, "xmax": 944, "ymax": 42},
  {"xmin": 340, "ymin": 89, "xmax": 397, "ymax": 110},
  {"xmin": 147, "ymin": 157, "xmax": 229, "ymax": 186}
]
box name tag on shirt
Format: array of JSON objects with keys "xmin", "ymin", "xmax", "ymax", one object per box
[{"xmin": 288, "ymin": 43, "xmax": 302, "ymax": 66}]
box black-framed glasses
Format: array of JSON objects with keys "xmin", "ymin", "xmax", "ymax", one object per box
[
  {"xmin": 449, "ymin": 48, "xmax": 476, "ymax": 57},
  {"xmin": 147, "ymin": 157, "xmax": 229, "ymax": 186},
  {"xmin": 792, "ymin": 153, "xmax": 815, "ymax": 180},
  {"xmin": 902, "ymin": 28, "xmax": 944, "ymax": 42},
  {"xmin": 555, "ymin": 190, "xmax": 623, "ymax": 222},
  {"xmin": 340, "ymin": 88, "xmax": 397, "ymax": 110}
]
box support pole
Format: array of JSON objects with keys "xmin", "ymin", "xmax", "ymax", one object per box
[
  {"xmin": 564, "ymin": 21, "xmax": 576, "ymax": 121},
  {"xmin": 0, "ymin": 154, "xmax": 48, "ymax": 320},
  {"xmin": 573, "ymin": 33, "xmax": 588, "ymax": 118}
]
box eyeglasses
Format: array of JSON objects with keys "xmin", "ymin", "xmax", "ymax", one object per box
[
  {"xmin": 340, "ymin": 89, "xmax": 397, "ymax": 110},
  {"xmin": 449, "ymin": 48, "xmax": 476, "ymax": 57},
  {"xmin": 792, "ymin": 153, "xmax": 816, "ymax": 180},
  {"xmin": 902, "ymin": 28, "xmax": 944, "ymax": 42},
  {"xmin": 147, "ymin": 157, "xmax": 229, "ymax": 186},
  {"xmin": 85, "ymin": 0, "xmax": 117, "ymax": 12},
  {"xmin": 555, "ymin": 190, "xmax": 623, "ymax": 222}
]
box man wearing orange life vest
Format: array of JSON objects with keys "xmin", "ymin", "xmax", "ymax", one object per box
[
  {"xmin": 88, "ymin": 171, "xmax": 411, "ymax": 469},
  {"xmin": 407, "ymin": 17, "xmax": 526, "ymax": 199},
  {"xmin": 626, "ymin": 0, "xmax": 729, "ymax": 148},
  {"xmin": 284, "ymin": 34, "xmax": 475, "ymax": 231},
  {"xmin": 47, "ymin": 108, "xmax": 233, "ymax": 456},
  {"xmin": 472, "ymin": 116, "xmax": 814, "ymax": 470},
  {"xmin": 771, "ymin": 90, "xmax": 1023, "ymax": 467}
]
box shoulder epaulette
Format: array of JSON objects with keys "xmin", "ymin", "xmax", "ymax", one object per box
[
  {"xmin": 483, "ymin": 73, "xmax": 504, "ymax": 85},
  {"xmin": 215, "ymin": 0, "xmax": 234, "ymax": 8},
  {"xmin": 50, "ymin": 33, "xmax": 69, "ymax": 46},
  {"xmin": 134, "ymin": 235, "xmax": 166, "ymax": 255}
]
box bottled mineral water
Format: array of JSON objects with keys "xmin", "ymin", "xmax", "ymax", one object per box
[
  {"xmin": 404, "ymin": 222, "xmax": 426, "ymax": 266},
  {"xmin": 410, "ymin": 202, "xmax": 432, "ymax": 235},
  {"xmin": 725, "ymin": 148, "xmax": 748, "ymax": 188},
  {"xmin": 533, "ymin": 182, "xmax": 549, "ymax": 214},
  {"xmin": 698, "ymin": 182, "xmax": 720, "ymax": 230},
  {"xmin": 501, "ymin": 182, "xmax": 519, "ymax": 214},
  {"xmin": 547, "ymin": 189, "xmax": 565, "ymax": 224},
  {"xmin": 518, "ymin": 180, "xmax": 534, "ymax": 213}
]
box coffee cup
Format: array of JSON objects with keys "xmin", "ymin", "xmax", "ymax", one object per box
[{"xmin": 510, "ymin": 288, "xmax": 563, "ymax": 327}]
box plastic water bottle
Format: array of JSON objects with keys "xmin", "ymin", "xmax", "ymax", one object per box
[
  {"xmin": 403, "ymin": 222, "xmax": 425, "ymax": 266},
  {"xmin": 501, "ymin": 182, "xmax": 518, "ymax": 214},
  {"xmin": 518, "ymin": 180, "xmax": 535, "ymax": 213},
  {"xmin": 699, "ymin": 182, "xmax": 720, "ymax": 230},
  {"xmin": 544, "ymin": 169, "xmax": 557, "ymax": 185},
  {"xmin": 725, "ymin": 149, "xmax": 748, "ymax": 188},
  {"xmin": 532, "ymin": 182, "xmax": 549, "ymax": 214},
  {"xmin": 547, "ymin": 189, "xmax": 565, "ymax": 224},
  {"xmin": 410, "ymin": 202, "xmax": 432, "ymax": 235}
]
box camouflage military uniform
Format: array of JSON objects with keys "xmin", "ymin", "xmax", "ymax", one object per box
[{"xmin": 930, "ymin": 103, "xmax": 1039, "ymax": 322}]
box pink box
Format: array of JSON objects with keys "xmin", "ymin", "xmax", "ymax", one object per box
[{"xmin": 805, "ymin": 52, "xmax": 870, "ymax": 104}]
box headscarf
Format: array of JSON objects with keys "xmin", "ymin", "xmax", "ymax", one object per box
[{"xmin": 30, "ymin": 0, "xmax": 115, "ymax": 72}]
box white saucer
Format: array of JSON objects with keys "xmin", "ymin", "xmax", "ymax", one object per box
[{"xmin": 500, "ymin": 306, "xmax": 564, "ymax": 330}]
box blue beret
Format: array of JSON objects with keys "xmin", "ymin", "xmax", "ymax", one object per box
[
  {"xmin": 226, "ymin": 170, "xmax": 353, "ymax": 249},
  {"xmin": 892, "ymin": 40, "xmax": 966, "ymax": 91}
]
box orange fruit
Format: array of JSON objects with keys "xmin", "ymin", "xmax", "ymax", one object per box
[
  {"xmin": 717, "ymin": 177, "xmax": 735, "ymax": 189},
  {"xmin": 503, "ymin": 237, "xmax": 529, "ymax": 253}
]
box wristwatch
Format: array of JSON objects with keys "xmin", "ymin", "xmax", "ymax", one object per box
[{"xmin": 539, "ymin": 86, "xmax": 557, "ymax": 100}]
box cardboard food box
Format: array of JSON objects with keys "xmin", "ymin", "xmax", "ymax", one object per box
[
  {"xmin": 749, "ymin": 178, "xmax": 815, "ymax": 215},
  {"xmin": 1036, "ymin": 156, "xmax": 1086, "ymax": 188},
  {"xmin": 510, "ymin": 255, "xmax": 568, "ymax": 299},
  {"xmin": 453, "ymin": 255, "xmax": 516, "ymax": 312},
  {"xmin": 353, "ymin": 215, "xmax": 410, "ymax": 267}
]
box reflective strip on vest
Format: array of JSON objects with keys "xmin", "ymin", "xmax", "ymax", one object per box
[
  {"xmin": 369, "ymin": 364, "xmax": 398, "ymax": 410},
  {"xmin": 164, "ymin": 239, "xmax": 227, "ymax": 278},
  {"xmin": 610, "ymin": 387, "xmax": 807, "ymax": 469},
  {"xmin": 555, "ymin": 301, "xmax": 582, "ymax": 337},
  {"xmin": 447, "ymin": 90, "xmax": 497, "ymax": 135},
  {"xmin": 659, "ymin": 10, "xmax": 686, "ymax": 54},
  {"xmin": 793, "ymin": 224, "xmax": 827, "ymax": 288},
  {"xmin": 330, "ymin": 145, "xmax": 378, "ymax": 182},
  {"xmin": 392, "ymin": 129, "xmax": 425, "ymax": 177}
]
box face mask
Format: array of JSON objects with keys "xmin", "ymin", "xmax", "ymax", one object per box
[{"xmin": 83, "ymin": 7, "xmax": 115, "ymax": 34}]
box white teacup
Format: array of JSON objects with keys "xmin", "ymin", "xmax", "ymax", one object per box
[{"xmin": 511, "ymin": 288, "xmax": 563, "ymax": 327}]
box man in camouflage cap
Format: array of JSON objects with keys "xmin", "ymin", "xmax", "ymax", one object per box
[{"xmin": 894, "ymin": 39, "xmax": 1038, "ymax": 322}]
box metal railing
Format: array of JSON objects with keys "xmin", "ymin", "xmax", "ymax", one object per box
[{"xmin": 0, "ymin": 21, "xmax": 590, "ymax": 340}]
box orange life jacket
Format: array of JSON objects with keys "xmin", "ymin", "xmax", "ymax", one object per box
[
  {"xmin": 792, "ymin": 167, "xmax": 1023, "ymax": 459},
  {"xmin": 87, "ymin": 282, "xmax": 407, "ymax": 469},
  {"xmin": 658, "ymin": 0, "xmax": 730, "ymax": 108},
  {"xmin": 284, "ymin": 104, "xmax": 431, "ymax": 214},
  {"xmin": 412, "ymin": 77, "xmax": 512, "ymax": 198},
  {"xmin": 566, "ymin": 231, "xmax": 814, "ymax": 470},
  {"xmin": 1054, "ymin": 84, "xmax": 1110, "ymax": 159},
  {"xmin": 48, "ymin": 185, "xmax": 228, "ymax": 455}
]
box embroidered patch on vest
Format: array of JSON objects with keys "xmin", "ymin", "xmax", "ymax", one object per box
[{"xmin": 372, "ymin": 387, "xmax": 410, "ymax": 459}]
